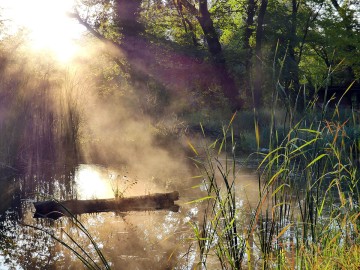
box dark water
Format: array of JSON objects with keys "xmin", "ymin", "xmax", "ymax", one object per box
[{"xmin": 0, "ymin": 163, "xmax": 259, "ymax": 269}]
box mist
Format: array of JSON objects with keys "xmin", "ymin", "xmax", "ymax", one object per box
[
  {"xmin": 1, "ymin": 30, "xmax": 194, "ymax": 189},
  {"xmin": 0, "ymin": 31, "xmax": 201, "ymax": 268},
  {"xmin": 3, "ymin": 0, "xmax": 358, "ymax": 268}
]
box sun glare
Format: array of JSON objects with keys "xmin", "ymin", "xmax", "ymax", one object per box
[
  {"xmin": 75, "ymin": 165, "xmax": 115, "ymax": 200},
  {"xmin": 2, "ymin": 0, "xmax": 85, "ymax": 63}
]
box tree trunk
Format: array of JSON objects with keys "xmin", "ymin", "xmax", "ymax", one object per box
[
  {"xmin": 196, "ymin": 0, "xmax": 242, "ymax": 110},
  {"xmin": 34, "ymin": 191, "xmax": 180, "ymax": 220},
  {"xmin": 197, "ymin": 0, "xmax": 224, "ymax": 64},
  {"xmin": 76, "ymin": 0, "xmax": 243, "ymax": 110},
  {"xmin": 115, "ymin": 0, "xmax": 144, "ymax": 37},
  {"xmin": 253, "ymin": 0, "xmax": 268, "ymax": 110},
  {"xmin": 243, "ymin": 0, "xmax": 256, "ymax": 102},
  {"xmin": 283, "ymin": 0, "xmax": 301, "ymax": 109}
]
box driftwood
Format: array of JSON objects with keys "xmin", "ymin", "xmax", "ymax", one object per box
[{"xmin": 33, "ymin": 191, "xmax": 180, "ymax": 220}]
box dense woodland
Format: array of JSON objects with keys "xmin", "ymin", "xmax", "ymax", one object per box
[{"xmin": 69, "ymin": 0, "xmax": 360, "ymax": 110}]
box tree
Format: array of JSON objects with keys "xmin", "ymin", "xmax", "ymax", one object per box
[
  {"xmin": 240, "ymin": 0, "xmax": 256, "ymax": 104},
  {"xmin": 252, "ymin": 0, "xmax": 268, "ymax": 110},
  {"xmin": 328, "ymin": 0, "xmax": 359, "ymax": 84},
  {"xmin": 72, "ymin": 0, "xmax": 359, "ymax": 112},
  {"xmin": 75, "ymin": 0, "xmax": 243, "ymax": 110}
]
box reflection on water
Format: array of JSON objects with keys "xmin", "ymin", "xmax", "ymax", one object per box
[
  {"xmin": 0, "ymin": 162, "xmax": 260, "ymax": 269},
  {"xmin": 75, "ymin": 165, "xmax": 115, "ymax": 199}
]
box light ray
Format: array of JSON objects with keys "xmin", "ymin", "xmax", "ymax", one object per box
[{"xmin": 1, "ymin": 0, "xmax": 85, "ymax": 63}]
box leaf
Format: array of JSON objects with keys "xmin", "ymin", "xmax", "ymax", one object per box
[
  {"xmin": 255, "ymin": 120, "xmax": 260, "ymax": 150},
  {"xmin": 289, "ymin": 138, "xmax": 318, "ymax": 155},
  {"xmin": 297, "ymin": 128, "xmax": 322, "ymax": 135},
  {"xmin": 306, "ymin": 154, "xmax": 328, "ymax": 168},
  {"xmin": 191, "ymin": 175, "xmax": 204, "ymax": 179},
  {"xmin": 209, "ymin": 139, "xmax": 218, "ymax": 149},
  {"xmin": 185, "ymin": 196, "xmax": 215, "ymax": 204},
  {"xmin": 227, "ymin": 111, "xmax": 237, "ymax": 129},
  {"xmin": 275, "ymin": 223, "xmax": 292, "ymax": 240},
  {"xmin": 187, "ymin": 141, "xmax": 198, "ymax": 155},
  {"xmin": 200, "ymin": 122, "xmax": 205, "ymax": 137},
  {"xmin": 268, "ymin": 168, "xmax": 287, "ymax": 186},
  {"xmin": 271, "ymin": 183, "xmax": 289, "ymax": 197}
]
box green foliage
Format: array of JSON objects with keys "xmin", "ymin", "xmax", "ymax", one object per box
[
  {"xmin": 75, "ymin": 0, "xmax": 360, "ymax": 109},
  {"xmin": 188, "ymin": 115, "xmax": 254, "ymax": 269},
  {"xmin": 189, "ymin": 97, "xmax": 360, "ymax": 268},
  {"xmin": 142, "ymin": 0, "xmax": 196, "ymax": 45},
  {"xmin": 1, "ymin": 0, "xmax": 360, "ymax": 268}
]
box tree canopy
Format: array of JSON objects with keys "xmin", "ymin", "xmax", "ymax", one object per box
[{"xmin": 1, "ymin": 0, "xmax": 359, "ymax": 112}]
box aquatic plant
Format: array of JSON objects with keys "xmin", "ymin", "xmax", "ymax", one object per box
[
  {"xmin": 25, "ymin": 198, "xmax": 111, "ymax": 270},
  {"xmin": 188, "ymin": 113, "xmax": 257, "ymax": 269},
  {"xmin": 188, "ymin": 98, "xmax": 360, "ymax": 269}
]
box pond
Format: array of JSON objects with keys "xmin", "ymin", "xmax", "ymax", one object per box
[{"xmin": 0, "ymin": 162, "xmax": 260, "ymax": 269}]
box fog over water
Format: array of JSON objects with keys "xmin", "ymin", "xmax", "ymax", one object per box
[
  {"xmin": 0, "ymin": 40, "xmax": 261, "ymax": 268},
  {"xmin": 0, "ymin": 1, "xmax": 267, "ymax": 269}
]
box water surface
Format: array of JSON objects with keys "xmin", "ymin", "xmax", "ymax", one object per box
[{"xmin": 0, "ymin": 162, "xmax": 259, "ymax": 269}]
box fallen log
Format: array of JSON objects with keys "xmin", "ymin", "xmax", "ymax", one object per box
[{"xmin": 33, "ymin": 191, "xmax": 180, "ymax": 220}]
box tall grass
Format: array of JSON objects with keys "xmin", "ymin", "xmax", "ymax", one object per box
[
  {"xmin": 25, "ymin": 198, "xmax": 111, "ymax": 270},
  {"xmin": 189, "ymin": 98, "xmax": 360, "ymax": 268},
  {"xmin": 0, "ymin": 50, "xmax": 82, "ymax": 175},
  {"xmin": 188, "ymin": 114, "xmax": 257, "ymax": 269}
]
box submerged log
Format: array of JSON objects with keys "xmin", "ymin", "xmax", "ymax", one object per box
[{"xmin": 33, "ymin": 191, "xmax": 180, "ymax": 220}]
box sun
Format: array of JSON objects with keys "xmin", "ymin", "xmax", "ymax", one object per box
[
  {"xmin": 2, "ymin": 0, "xmax": 85, "ymax": 63},
  {"xmin": 75, "ymin": 165, "xmax": 115, "ymax": 199}
]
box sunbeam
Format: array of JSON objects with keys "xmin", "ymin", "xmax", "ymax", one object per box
[{"xmin": 1, "ymin": 0, "xmax": 85, "ymax": 63}]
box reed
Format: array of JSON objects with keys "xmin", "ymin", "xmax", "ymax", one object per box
[
  {"xmin": 0, "ymin": 52, "xmax": 82, "ymax": 175},
  {"xmin": 189, "ymin": 98, "xmax": 359, "ymax": 269},
  {"xmin": 25, "ymin": 197, "xmax": 111, "ymax": 270},
  {"xmin": 188, "ymin": 115, "xmax": 258, "ymax": 269}
]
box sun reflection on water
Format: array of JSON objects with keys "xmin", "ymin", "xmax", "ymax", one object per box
[
  {"xmin": 0, "ymin": 161, "xmax": 261, "ymax": 269},
  {"xmin": 75, "ymin": 164, "xmax": 115, "ymax": 199}
]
